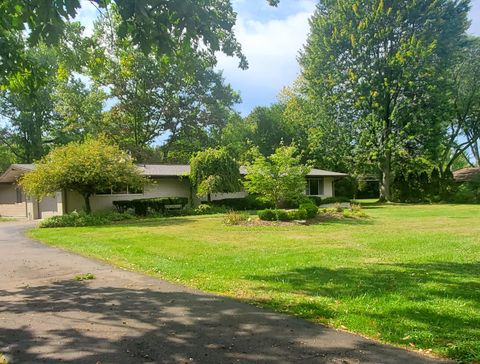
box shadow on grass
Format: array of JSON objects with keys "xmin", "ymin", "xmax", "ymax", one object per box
[
  {"xmin": 0, "ymin": 279, "xmax": 440, "ymax": 364},
  {"xmin": 246, "ymin": 262, "xmax": 480, "ymax": 362}
]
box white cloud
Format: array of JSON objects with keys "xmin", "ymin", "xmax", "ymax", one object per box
[{"xmin": 216, "ymin": 3, "xmax": 315, "ymax": 114}]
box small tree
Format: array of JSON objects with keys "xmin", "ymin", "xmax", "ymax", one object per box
[
  {"xmin": 190, "ymin": 148, "xmax": 242, "ymax": 201},
  {"xmin": 20, "ymin": 138, "xmax": 146, "ymax": 213},
  {"xmin": 244, "ymin": 145, "xmax": 310, "ymax": 208}
]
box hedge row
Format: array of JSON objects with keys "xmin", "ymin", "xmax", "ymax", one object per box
[
  {"xmin": 113, "ymin": 197, "xmax": 189, "ymax": 216},
  {"xmin": 258, "ymin": 202, "xmax": 319, "ymax": 221}
]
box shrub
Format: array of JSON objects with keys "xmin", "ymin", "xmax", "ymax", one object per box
[
  {"xmin": 194, "ymin": 204, "xmax": 228, "ymax": 215},
  {"xmin": 275, "ymin": 209, "xmax": 289, "ymax": 221},
  {"xmin": 209, "ymin": 195, "xmax": 273, "ymax": 210},
  {"xmin": 288, "ymin": 209, "xmax": 308, "ymax": 220},
  {"xmin": 299, "ymin": 202, "xmax": 318, "ymax": 219},
  {"xmin": 258, "ymin": 209, "xmax": 291, "ymax": 221},
  {"xmin": 113, "ymin": 197, "xmax": 189, "ymax": 215},
  {"xmin": 223, "ymin": 211, "xmax": 250, "ymax": 225},
  {"xmin": 40, "ymin": 211, "xmax": 108, "ymax": 228},
  {"xmin": 258, "ymin": 209, "xmax": 277, "ymax": 221},
  {"xmin": 308, "ymin": 196, "xmax": 323, "ymax": 206}
]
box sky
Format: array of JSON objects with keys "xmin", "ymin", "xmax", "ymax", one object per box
[{"xmin": 77, "ymin": 0, "xmax": 480, "ymax": 116}]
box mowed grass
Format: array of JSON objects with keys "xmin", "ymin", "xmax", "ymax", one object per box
[{"xmin": 30, "ymin": 203, "xmax": 480, "ymax": 362}]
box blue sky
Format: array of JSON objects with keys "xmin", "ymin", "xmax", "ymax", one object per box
[{"xmin": 77, "ymin": 0, "xmax": 480, "ymax": 116}]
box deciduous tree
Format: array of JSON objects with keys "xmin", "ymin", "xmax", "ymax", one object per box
[
  {"xmin": 20, "ymin": 138, "xmax": 146, "ymax": 213},
  {"xmin": 190, "ymin": 148, "xmax": 241, "ymax": 201},
  {"xmin": 244, "ymin": 145, "xmax": 310, "ymax": 208}
]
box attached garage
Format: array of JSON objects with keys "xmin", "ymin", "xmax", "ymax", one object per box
[{"xmin": 0, "ymin": 164, "xmax": 63, "ymax": 219}]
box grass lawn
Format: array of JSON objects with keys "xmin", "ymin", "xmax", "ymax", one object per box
[{"xmin": 30, "ymin": 203, "xmax": 480, "ymax": 362}]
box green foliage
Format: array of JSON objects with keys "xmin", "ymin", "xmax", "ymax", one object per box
[
  {"xmin": 299, "ymin": 202, "xmax": 318, "ymax": 219},
  {"xmin": 244, "ymin": 145, "xmax": 310, "ymax": 208},
  {"xmin": 223, "ymin": 211, "xmax": 250, "ymax": 226},
  {"xmin": 113, "ymin": 197, "xmax": 189, "ymax": 216},
  {"xmin": 20, "ymin": 138, "xmax": 146, "ymax": 213},
  {"xmin": 40, "ymin": 210, "xmax": 135, "ymax": 228},
  {"xmin": 300, "ymin": 0, "xmax": 470, "ymax": 201},
  {"xmin": 449, "ymin": 176, "xmax": 480, "ymax": 203},
  {"xmin": 193, "ymin": 204, "xmax": 229, "ymax": 215},
  {"xmin": 258, "ymin": 209, "xmax": 278, "ymax": 221},
  {"xmin": 190, "ymin": 148, "xmax": 242, "ymax": 199},
  {"xmin": 258, "ymin": 209, "xmax": 299, "ymax": 221},
  {"xmin": 209, "ymin": 196, "xmax": 273, "ymax": 210}
]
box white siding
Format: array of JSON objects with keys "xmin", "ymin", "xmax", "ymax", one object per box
[{"xmin": 65, "ymin": 177, "xmax": 192, "ymax": 213}]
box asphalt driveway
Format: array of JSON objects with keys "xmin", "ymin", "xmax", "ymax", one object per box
[{"xmin": 0, "ymin": 221, "xmax": 451, "ymax": 363}]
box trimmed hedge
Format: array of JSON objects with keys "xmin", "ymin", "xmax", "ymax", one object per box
[
  {"xmin": 113, "ymin": 197, "xmax": 189, "ymax": 216},
  {"xmin": 258, "ymin": 207, "xmax": 314, "ymax": 221}
]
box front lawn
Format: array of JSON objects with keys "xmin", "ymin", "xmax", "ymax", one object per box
[{"xmin": 30, "ymin": 204, "xmax": 480, "ymax": 362}]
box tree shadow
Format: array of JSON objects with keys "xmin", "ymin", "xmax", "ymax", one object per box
[
  {"xmin": 0, "ymin": 279, "xmax": 441, "ymax": 363},
  {"xmin": 246, "ymin": 262, "xmax": 480, "ymax": 362}
]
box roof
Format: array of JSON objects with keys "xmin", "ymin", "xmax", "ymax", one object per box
[
  {"xmin": 0, "ymin": 163, "xmax": 348, "ymax": 182},
  {"xmin": 453, "ymin": 167, "xmax": 480, "ymax": 182},
  {"xmin": 0, "ymin": 164, "xmax": 35, "ymax": 183},
  {"xmin": 139, "ymin": 164, "xmax": 190, "ymax": 177}
]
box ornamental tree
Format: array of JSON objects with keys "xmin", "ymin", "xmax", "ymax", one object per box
[
  {"xmin": 20, "ymin": 138, "xmax": 146, "ymax": 213},
  {"xmin": 190, "ymin": 148, "xmax": 242, "ymax": 201},
  {"xmin": 244, "ymin": 145, "xmax": 310, "ymax": 208}
]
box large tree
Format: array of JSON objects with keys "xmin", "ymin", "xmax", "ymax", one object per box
[
  {"xmin": 88, "ymin": 10, "xmax": 239, "ymax": 160},
  {"xmin": 190, "ymin": 148, "xmax": 242, "ymax": 202},
  {"xmin": 20, "ymin": 138, "xmax": 146, "ymax": 213},
  {"xmin": 300, "ymin": 0, "xmax": 470, "ymax": 201}
]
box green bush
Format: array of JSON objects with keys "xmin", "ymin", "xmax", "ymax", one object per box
[
  {"xmin": 308, "ymin": 196, "xmax": 323, "ymax": 206},
  {"xmin": 288, "ymin": 209, "xmax": 308, "ymax": 220},
  {"xmin": 113, "ymin": 197, "xmax": 189, "ymax": 216},
  {"xmin": 299, "ymin": 202, "xmax": 318, "ymax": 218},
  {"xmin": 40, "ymin": 211, "xmax": 108, "ymax": 228},
  {"xmin": 258, "ymin": 209, "xmax": 291, "ymax": 221},
  {"xmin": 40, "ymin": 210, "xmax": 136, "ymax": 228},
  {"xmin": 275, "ymin": 209, "xmax": 289, "ymax": 221},
  {"xmin": 258, "ymin": 209, "xmax": 277, "ymax": 221},
  {"xmin": 194, "ymin": 204, "xmax": 228, "ymax": 215},
  {"xmin": 209, "ymin": 195, "xmax": 273, "ymax": 210}
]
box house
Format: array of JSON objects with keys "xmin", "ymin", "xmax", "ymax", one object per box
[
  {"xmin": 0, "ymin": 164, "xmax": 347, "ymax": 219},
  {"xmin": 453, "ymin": 167, "xmax": 480, "ymax": 183}
]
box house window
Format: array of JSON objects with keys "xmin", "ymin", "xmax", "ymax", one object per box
[
  {"xmin": 96, "ymin": 185, "xmax": 143, "ymax": 195},
  {"xmin": 15, "ymin": 187, "xmax": 24, "ymax": 203},
  {"xmin": 306, "ymin": 178, "xmax": 324, "ymax": 196}
]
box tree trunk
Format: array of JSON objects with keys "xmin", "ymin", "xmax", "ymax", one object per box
[
  {"xmin": 379, "ymin": 155, "xmax": 391, "ymax": 202},
  {"xmin": 207, "ymin": 193, "xmax": 211, "ymax": 203},
  {"xmin": 83, "ymin": 193, "xmax": 92, "ymax": 214}
]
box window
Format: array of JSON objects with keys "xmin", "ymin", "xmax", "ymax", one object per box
[
  {"xmin": 306, "ymin": 178, "xmax": 324, "ymax": 196},
  {"xmin": 15, "ymin": 187, "xmax": 24, "ymax": 203}
]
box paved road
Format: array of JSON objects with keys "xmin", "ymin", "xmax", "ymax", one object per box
[{"xmin": 0, "ymin": 221, "xmax": 451, "ymax": 364}]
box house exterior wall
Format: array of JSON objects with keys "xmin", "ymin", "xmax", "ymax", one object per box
[
  {"xmin": 0, "ymin": 183, "xmax": 26, "ymax": 217},
  {"xmin": 323, "ymin": 177, "xmax": 334, "ymax": 197},
  {"xmin": 65, "ymin": 177, "xmax": 192, "ymax": 213}
]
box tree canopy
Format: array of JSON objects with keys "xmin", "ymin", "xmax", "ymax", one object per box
[
  {"xmin": 300, "ymin": 0, "xmax": 470, "ymax": 201},
  {"xmin": 244, "ymin": 145, "xmax": 310, "ymax": 208},
  {"xmin": 190, "ymin": 148, "xmax": 242, "ymax": 201},
  {"xmin": 20, "ymin": 138, "xmax": 146, "ymax": 213}
]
